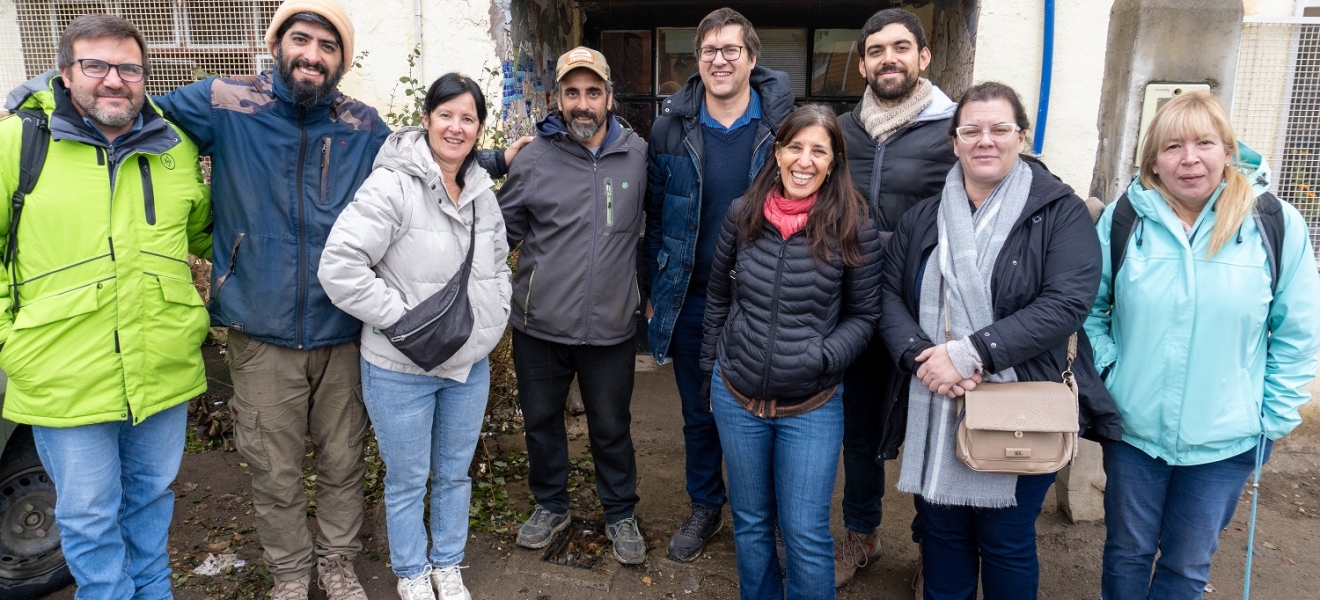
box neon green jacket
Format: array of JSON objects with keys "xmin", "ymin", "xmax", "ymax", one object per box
[{"xmin": 0, "ymin": 73, "xmax": 212, "ymax": 427}]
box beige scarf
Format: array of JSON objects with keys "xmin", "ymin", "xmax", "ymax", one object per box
[{"xmin": 858, "ymin": 78, "xmax": 934, "ymax": 143}]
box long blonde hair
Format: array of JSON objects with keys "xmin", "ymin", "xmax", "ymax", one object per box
[{"xmin": 1138, "ymin": 91, "xmax": 1253, "ymax": 257}]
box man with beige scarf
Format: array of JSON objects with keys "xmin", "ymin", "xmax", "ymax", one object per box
[{"xmin": 834, "ymin": 7, "xmax": 958, "ymax": 588}]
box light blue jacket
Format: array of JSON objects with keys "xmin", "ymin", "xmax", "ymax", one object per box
[{"xmin": 1085, "ymin": 145, "xmax": 1320, "ymax": 466}]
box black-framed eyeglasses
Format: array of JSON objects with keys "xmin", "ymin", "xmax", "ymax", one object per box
[
  {"xmin": 954, "ymin": 123, "xmax": 1021, "ymax": 144},
  {"xmin": 76, "ymin": 58, "xmax": 147, "ymax": 83},
  {"xmin": 698, "ymin": 45, "xmax": 743, "ymax": 63}
]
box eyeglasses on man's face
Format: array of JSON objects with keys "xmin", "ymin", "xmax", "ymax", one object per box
[
  {"xmin": 954, "ymin": 123, "xmax": 1021, "ymax": 144},
  {"xmin": 698, "ymin": 45, "xmax": 743, "ymax": 63},
  {"xmin": 76, "ymin": 58, "xmax": 147, "ymax": 83}
]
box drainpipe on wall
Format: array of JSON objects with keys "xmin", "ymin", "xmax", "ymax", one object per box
[
  {"xmin": 1033, "ymin": 0, "xmax": 1055, "ymax": 156},
  {"xmin": 414, "ymin": 0, "xmax": 425, "ymax": 80}
]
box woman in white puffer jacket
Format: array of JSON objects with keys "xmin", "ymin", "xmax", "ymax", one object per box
[{"xmin": 318, "ymin": 73, "xmax": 510, "ymax": 600}]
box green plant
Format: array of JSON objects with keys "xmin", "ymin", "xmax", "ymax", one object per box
[{"xmin": 384, "ymin": 46, "xmax": 427, "ymax": 128}]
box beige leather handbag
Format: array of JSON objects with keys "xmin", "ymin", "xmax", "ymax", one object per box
[{"xmin": 943, "ymin": 304, "xmax": 1079, "ymax": 474}]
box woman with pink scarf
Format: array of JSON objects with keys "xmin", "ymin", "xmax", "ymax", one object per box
[{"xmin": 700, "ymin": 104, "xmax": 883, "ymax": 599}]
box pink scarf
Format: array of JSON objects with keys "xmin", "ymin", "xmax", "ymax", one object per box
[{"xmin": 764, "ymin": 189, "xmax": 817, "ymax": 239}]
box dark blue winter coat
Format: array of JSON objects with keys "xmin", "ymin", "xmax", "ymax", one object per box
[{"xmin": 156, "ymin": 72, "xmax": 390, "ymax": 349}]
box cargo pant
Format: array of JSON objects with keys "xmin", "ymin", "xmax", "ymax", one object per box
[{"xmin": 227, "ymin": 330, "xmax": 369, "ymax": 581}]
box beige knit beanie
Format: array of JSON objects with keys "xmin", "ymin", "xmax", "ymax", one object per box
[{"xmin": 264, "ymin": 0, "xmax": 355, "ymax": 72}]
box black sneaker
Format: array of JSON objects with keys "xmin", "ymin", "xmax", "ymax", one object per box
[
  {"xmin": 606, "ymin": 517, "xmax": 647, "ymax": 565},
  {"xmin": 667, "ymin": 504, "xmax": 723, "ymax": 562},
  {"xmin": 516, "ymin": 505, "xmax": 570, "ymax": 549}
]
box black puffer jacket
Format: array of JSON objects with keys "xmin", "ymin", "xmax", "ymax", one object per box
[
  {"xmin": 701, "ymin": 198, "xmax": 883, "ymax": 407},
  {"xmin": 841, "ymin": 92, "xmax": 957, "ymax": 233},
  {"xmin": 878, "ymin": 159, "xmax": 1123, "ymax": 453}
]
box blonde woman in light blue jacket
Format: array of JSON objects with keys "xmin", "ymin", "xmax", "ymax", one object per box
[{"xmin": 1085, "ymin": 90, "xmax": 1320, "ymax": 600}]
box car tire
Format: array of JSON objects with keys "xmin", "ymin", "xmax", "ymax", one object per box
[{"xmin": 0, "ymin": 428, "xmax": 73, "ymax": 600}]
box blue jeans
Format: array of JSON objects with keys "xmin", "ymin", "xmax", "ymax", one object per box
[
  {"xmin": 32, "ymin": 401, "xmax": 188, "ymax": 600},
  {"xmin": 914, "ymin": 472, "xmax": 1057, "ymax": 600},
  {"xmin": 1101, "ymin": 438, "xmax": 1270, "ymax": 600},
  {"xmin": 361, "ymin": 358, "xmax": 489, "ymax": 577},
  {"xmin": 670, "ymin": 293, "xmax": 726, "ymax": 510},
  {"xmin": 711, "ymin": 363, "xmax": 843, "ymax": 600}
]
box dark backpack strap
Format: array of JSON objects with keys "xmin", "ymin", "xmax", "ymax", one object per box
[
  {"xmin": 6, "ymin": 109, "xmax": 49, "ymax": 315},
  {"xmin": 1253, "ymin": 192, "xmax": 1286, "ymax": 295},
  {"xmin": 1108, "ymin": 193, "xmax": 1138, "ymax": 292}
]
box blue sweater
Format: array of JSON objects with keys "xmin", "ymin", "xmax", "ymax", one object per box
[{"xmin": 689, "ymin": 121, "xmax": 758, "ymax": 294}]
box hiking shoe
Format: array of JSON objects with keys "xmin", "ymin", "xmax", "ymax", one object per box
[
  {"xmin": 272, "ymin": 575, "xmax": 310, "ymax": 600},
  {"xmin": 667, "ymin": 504, "xmax": 723, "ymax": 562},
  {"xmin": 516, "ymin": 505, "xmax": 570, "ymax": 549},
  {"xmin": 429, "ymin": 565, "xmax": 472, "ymax": 600},
  {"xmin": 396, "ymin": 566, "xmax": 436, "ymax": 600},
  {"xmin": 317, "ymin": 554, "xmax": 368, "ymax": 600},
  {"xmin": 606, "ymin": 517, "xmax": 647, "ymax": 565},
  {"xmin": 834, "ymin": 527, "xmax": 883, "ymax": 587}
]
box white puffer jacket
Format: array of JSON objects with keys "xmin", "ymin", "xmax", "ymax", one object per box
[{"xmin": 319, "ymin": 127, "xmax": 512, "ymax": 381}]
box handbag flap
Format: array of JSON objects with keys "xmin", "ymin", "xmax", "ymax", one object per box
[{"xmin": 961, "ymin": 382, "xmax": 1079, "ymax": 433}]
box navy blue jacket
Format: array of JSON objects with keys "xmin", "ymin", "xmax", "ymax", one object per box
[
  {"xmin": 646, "ymin": 68, "xmax": 795, "ymax": 363},
  {"xmin": 156, "ymin": 72, "xmax": 390, "ymax": 349}
]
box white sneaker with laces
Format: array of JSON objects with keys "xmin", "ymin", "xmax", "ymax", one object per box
[
  {"xmin": 430, "ymin": 565, "xmax": 472, "ymax": 600},
  {"xmin": 396, "ymin": 566, "xmax": 437, "ymax": 600}
]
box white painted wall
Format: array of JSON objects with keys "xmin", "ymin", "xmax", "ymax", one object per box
[
  {"xmin": 972, "ymin": 0, "xmax": 1113, "ymax": 200},
  {"xmin": 339, "ymin": 0, "xmax": 502, "ymax": 120},
  {"xmin": 0, "ymin": 1, "xmax": 27, "ymax": 95}
]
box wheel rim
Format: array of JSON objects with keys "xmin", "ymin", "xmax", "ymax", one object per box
[{"xmin": 0, "ymin": 465, "xmax": 65, "ymax": 580}]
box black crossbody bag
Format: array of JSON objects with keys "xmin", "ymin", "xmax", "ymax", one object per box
[{"xmin": 381, "ymin": 204, "xmax": 476, "ymax": 371}]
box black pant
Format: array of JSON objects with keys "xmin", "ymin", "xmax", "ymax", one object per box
[
  {"xmin": 512, "ymin": 329, "xmax": 639, "ymax": 523},
  {"xmin": 840, "ymin": 335, "xmax": 898, "ymax": 533}
]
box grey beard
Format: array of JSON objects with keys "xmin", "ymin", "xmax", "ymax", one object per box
[{"xmin": 568, "ymin": 119, "xmax": 602, "ymax": 142}]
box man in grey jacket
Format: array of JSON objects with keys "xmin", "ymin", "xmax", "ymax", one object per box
[{"xmin": 499, "ymin": 47, "xmax": 650, "ymax": 565}]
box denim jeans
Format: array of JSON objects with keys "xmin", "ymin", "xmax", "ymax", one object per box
[
  {"xmin": 361, "ymin": 358, "xmax": 489, "ymax": 578},
  {"xmin": 840, "ymin": 336, "xmax": 896, "ymax": 533},
  {"xmin": 670, "ymin": 293, "xmax": 726, "ymax": 510},
  {"xmin": 512, "ymin": 329, "xmax": 639, "ymax": 523},
  {"xmin": 1101, "ymin": 438, "xmax": 1270, "ymax": 600},
  {"xmin": 32, "ymin": 401, "xmax": 187, "ymax": 600},
  {"xmin": 914, "ymin": 472, "xmax": 1057, "ymax": 600},
  {"xmin": 711, "ymin": 363, "xmax": 843, "ymax": 600}
]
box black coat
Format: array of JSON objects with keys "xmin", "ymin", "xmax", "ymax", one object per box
[
  {"xmin": 878, "ymin": 159, "xmax": 1123, "ymax": 452},
  {"xmin": 701, "ymin": 198, "xmax": 883, "ymax": 407},
  {"xmin": 841, "ymin": 105, "xmax": 957, "ymax": 233}
]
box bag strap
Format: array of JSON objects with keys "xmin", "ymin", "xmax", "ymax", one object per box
[
  {"xmin": 6, "ymin": 109, "xmax": 50, "ymax": 314},
  {"xmin": 457, "ymin": 202, "xmax": 477, "ymax": 283}
]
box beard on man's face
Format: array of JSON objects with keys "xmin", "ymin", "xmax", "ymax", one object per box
[
  {"xmin": 565, "ymin": 107, "xmax": 606, "ymax": 143},
  {"xmin": 275, "ymin": 47, "xmax": 342, "ymax": 107},
  {"xmin": 867, "ymin": 64, "xmax": 920, "ymax": 102},
  {"xmin": 70, "ymin": 81, "xmax": 145, "ymax": 130}
]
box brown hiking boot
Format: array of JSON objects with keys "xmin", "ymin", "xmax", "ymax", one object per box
[
  {"xmin": 271, "ymin": 575, "xmax": 310, "ymax": 600},
  {"xmin": 317, "ymin": 554, "xmax": 368, "ymax": 600},
  {"xmin": 834, "ymin": 527, "xmax": 883, "ymax": 587}
]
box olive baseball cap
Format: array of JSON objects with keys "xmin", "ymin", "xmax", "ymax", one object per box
[{"xmin": 555, "ymin": 46, "xmax": 610, "ymax": 81}]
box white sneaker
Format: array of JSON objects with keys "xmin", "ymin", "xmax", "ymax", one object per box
[
  {"xmin": 397, "ymin": 566, "xmax": 437, "ymax": 600},
  {"xmin": 429, "ymin": 565, "xmax": 472, "ymax": 600}
]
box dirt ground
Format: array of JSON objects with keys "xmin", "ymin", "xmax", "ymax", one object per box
[{"xmin": 41, "ymin": 348, "xmax": 1320, "ymax": 600}]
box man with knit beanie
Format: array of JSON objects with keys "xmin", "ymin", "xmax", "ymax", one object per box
[
  {"xmin": 833, "ymin": 8, "xmax": 957, "ymax": 588},
  {"xmin": 152, "ymin": 2, "xmax": 388, "ymax": 599}
]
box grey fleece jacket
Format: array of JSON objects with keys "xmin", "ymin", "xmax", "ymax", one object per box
[{"xmin": 498, "ymin": 114, "xmax": 648, "ymax": 345}]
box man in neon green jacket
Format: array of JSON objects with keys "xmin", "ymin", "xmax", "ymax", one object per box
[{"xmin": 0, "ymin": 14, "xmax": 211, "ymax": 600}]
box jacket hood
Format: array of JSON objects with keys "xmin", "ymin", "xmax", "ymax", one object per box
[
  {"xmin": 849, "ymin": 82, "xmax": 956, "ymax": 126},
  {"xmin": 8, "ymin": 70, "xmax": 179, "ymax": 154},
  {"xmin": 534, "ymin": 112, "xmax": 627, "ymax": 151},
  {"xmin": 374, "ymin": 126, "xmax": 493, "ymax": 201},
  {"xmin": 1124, "ymin": 140, "xmax": 1270, "ymax": 220},
  {"xmin": 662, "ymin": 66, "xmax": 796, "ymax": 130},
  {"xmin": 6, "ymin": 69, "xmax": 56, "ymax": 112}
]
